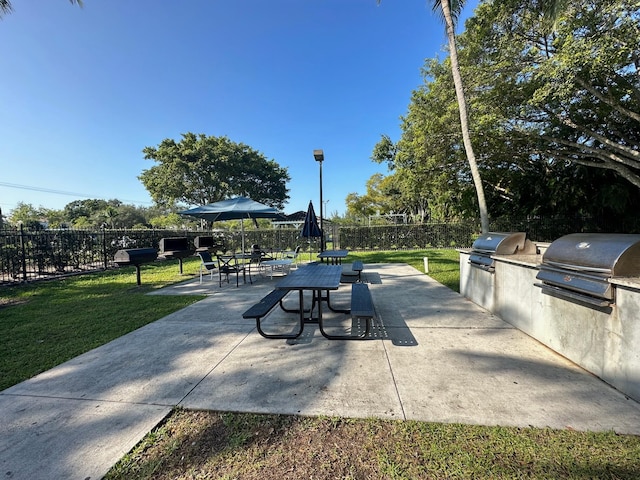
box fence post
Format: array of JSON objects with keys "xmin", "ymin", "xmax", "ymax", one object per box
[
  {"xmin": 19, "ymin": 223, "xmax": 27, "ymax": 282},
  {"xmin": 102, "ymin": 225, "xmax": 108, "ymax": 270}
]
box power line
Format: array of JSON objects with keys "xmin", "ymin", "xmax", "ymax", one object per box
[
  {"xmin": 0, "ymin": 181, "xmax": 153, "ymax": 206},
  {"xmin": 0, "ymin": 181, "xmax": 95, "ymax": 198}
]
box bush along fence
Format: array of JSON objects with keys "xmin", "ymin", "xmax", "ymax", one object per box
[
  {"xmin": 0, "ymin": 226, "xmax": 307, "ymax": 285},
  {"xmin": 1, "ymin": 215, "xmax": 636, "ymax": 285}
]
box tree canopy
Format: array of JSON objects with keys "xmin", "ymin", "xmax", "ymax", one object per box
[
  {"xmin": 139, "ymin": 133, "xmax": 290, "ymax": 210},
  {"xmin": 465, "ymin": 0, "xmax": 640, "ymax": 188},
  {"xmin": 355, "ymin": 0, "xmax": 640, "ymax": 227}
]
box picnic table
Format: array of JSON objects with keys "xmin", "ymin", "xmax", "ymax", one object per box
[
  {"xmin": 318, "ymin": 249, "xmax": 349, "ymax": 264},
  {"xmin": 243, "ymin": 263, "xmax": 374, "ymax": 340}
]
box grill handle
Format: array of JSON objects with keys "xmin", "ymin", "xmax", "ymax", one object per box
[{"xmin": 534, "ymin": 283, "xmax": 612, "ymax": 307}]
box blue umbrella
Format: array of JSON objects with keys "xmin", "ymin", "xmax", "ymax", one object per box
[
  {"xmin": 180, "ymin": 196, "xmax": 281, "ymax": 253},
  {"xmin": 300, "ymin": 201, "xmax": 322, "ymax": 259}
]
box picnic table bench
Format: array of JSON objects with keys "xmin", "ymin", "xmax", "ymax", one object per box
[
  {"xmin": 340, "ymin": 260, "xmax": 364, "ymax": 283},
  {"xmin": 242, "ymin": 289, "xmax": 299, "ymax": 339},
  {"xmin": 318, "ymin": 281, "xmax": 375, "ymax": 340}
]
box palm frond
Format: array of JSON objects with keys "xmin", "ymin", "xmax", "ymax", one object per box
[{"xmin": 432, "ymin": 0, "xmax": 466, "ymax": 24}]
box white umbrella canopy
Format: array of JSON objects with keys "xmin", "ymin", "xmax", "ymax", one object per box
[{"xmin": 179, "ymin": 196, "xmax": 282, "ymax": 253}]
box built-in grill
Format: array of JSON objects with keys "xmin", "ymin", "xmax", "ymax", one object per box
[
  {"xmin": 469, "ymin": 232, "xmax": 536, "ymax": 272},
  {"xmin": 535, "ymin": 233, "xmax": 640, "ymax": 307},
  {"xmin": 113, "ymin": 248, "xmax": 158, "ymax": 285},
  {"xmin": 158, "ymin": 237, "xmax": 194, "ymax": 274}
]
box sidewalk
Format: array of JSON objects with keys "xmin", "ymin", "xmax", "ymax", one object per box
[{"xmin": 2, "ymin": 263, "xmax": 640, "ymax": 479}]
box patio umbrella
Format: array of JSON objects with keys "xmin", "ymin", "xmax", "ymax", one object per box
[
  {"xmin": 300, "ymin": 201, "xmax": 322, "ymax": 260},
  {"xmin": 179, "ymin": 196, "xmax": 281, "ymax": 253}
]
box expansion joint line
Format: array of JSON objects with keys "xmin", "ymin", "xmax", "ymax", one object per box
[{"xmin": 381, "ymin": 338, "xmax": 407, "ymax": 421}]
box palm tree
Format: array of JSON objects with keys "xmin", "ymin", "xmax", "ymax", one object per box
[
  {"xmin": 103, "ymin": 206, "xmax": 119, "ymax": 229},
  {"xmin": 1, "ymin": 0, "xmax": 82, "ymax": 18},
  {"xmin": 379, "ymin": 0, "xmax": 489, "ymax": 233}
]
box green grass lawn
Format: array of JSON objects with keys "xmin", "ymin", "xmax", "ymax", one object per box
[
  {"xmin": 347, "ymin": 248, "xmax": 461, "ymax": 292},
  {"xmin": 105, "ymin": 411, "xmax": 640, "ymax": 480},
  {"xmin": 0, "ymin": 257, "xmax": 206, "ymax": 391}
]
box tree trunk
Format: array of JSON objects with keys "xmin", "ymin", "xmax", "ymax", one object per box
[{"xmin": 440, "ymin": 0, "xmax": 490, "ymax": 234}]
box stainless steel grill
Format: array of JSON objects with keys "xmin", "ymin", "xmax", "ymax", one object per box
[
  {"xmin": 535, "ymin": 233, "xmax": 640, "ymax": 307},
  {"xmin": 469, "ymin": 232, "xmax": 536, "ymax": 272}
]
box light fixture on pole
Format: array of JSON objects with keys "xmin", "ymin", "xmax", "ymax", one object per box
[{"xmin": 313, "ymin": 149, "xmax": 324, "ymax": 252}]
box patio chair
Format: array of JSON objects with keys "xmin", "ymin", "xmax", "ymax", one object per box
[
  {"xmin": 246, "ymin": 249, "xmax": 263, "ymax": 280},
  {"xmin": 217, "ymin": 254, "xmax": 248, "ymax": 287},
  {"xmin": 197, "ymin": 251, "xmax": 217, "ymax": 284},
  {"xmin": 251, "ymin": 244, "xmax": 275, "ymax": 261},
  {"xmin": 283, "ymin": 245, "xmax": 301, "ymax": 268}
]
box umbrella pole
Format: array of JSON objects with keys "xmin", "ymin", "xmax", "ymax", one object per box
[{"xmin": 241, "ymin": 218, "xmax": 245, "ymax": 254}]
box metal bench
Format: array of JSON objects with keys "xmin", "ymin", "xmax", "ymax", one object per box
[
  {"xmin": 340, "ymin": 260, "xmax": 364, "ymax": 283},
  {"xmin": 242, "ymin": 290, "xmax": 302, "ymax": 339},
  {"xmin": 321, "ymin": 282, "xmax": 374, "ymax": 340}
]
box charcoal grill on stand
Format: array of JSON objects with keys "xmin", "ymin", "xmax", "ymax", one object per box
[
  {"xmin": 113, "ymin": 248, "xmax": 158, "ymax": 285},
  {"xmin": 469, "ymin": 232, "xmax": 536, "ymax": 272},
  {"xmin": 193, "ymin": 236, "xmax": 224, "ymax": 253},
  {"xmin": 158, "ymin": 237, "xmax": 193, "ymax": 274},
  {"xmin": 535, "ymin": 233, "xmax": 640, "ymax": 307}
]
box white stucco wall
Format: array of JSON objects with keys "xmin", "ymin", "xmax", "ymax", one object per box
[{"xmin": 459, "ymin": 250, "xmax": 640, "ymax": 402}]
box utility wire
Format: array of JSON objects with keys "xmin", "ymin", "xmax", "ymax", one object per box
[{"xmin": 0, "ymin": 181, "xmax": 152, "ymax": 205}]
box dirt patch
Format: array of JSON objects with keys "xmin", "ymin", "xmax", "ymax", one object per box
[{"xmin": 0, "ymin": 297, "xmax": 28, "ymax": 309}]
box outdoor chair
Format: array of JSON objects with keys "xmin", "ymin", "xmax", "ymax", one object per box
[
  {"xmin": 283, "ymin": 245, "xmax": 301, "ymax": 268},
  {"xmin": 251, "ymin": 244, "xmax": 275, "ymax": 261},
  {"xmin": 197, "ymin": 251, "xmax": 217, "ymax": 284},
  {"xmin": 247, "ymin": 249, "xmax": 263, "ymax": 280},
  {"xmin": 217, "ymin": 254, "xmax": 247, "ymax": 287}
]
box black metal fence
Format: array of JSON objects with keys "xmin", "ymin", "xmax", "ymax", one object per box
[
  {"xmin": 337, "ymin": 223, "xmax": 476, "ymax": 251},
  {"xmin": 0, "ymin": 226, "xmax": 307, "ymax": 285},
  {"xmin": 1, "ymin": 215, "xmax": 636, "ymax": 285}
]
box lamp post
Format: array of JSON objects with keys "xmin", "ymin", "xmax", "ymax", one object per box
[{"xmin": 313, "ymin": 149, "xmax": 324, "ymax": 252}]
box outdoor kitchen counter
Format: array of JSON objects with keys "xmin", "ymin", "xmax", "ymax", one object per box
[
  {"xmin": 492, "ymin": 253, "xmax": 542, "ymax": 268},
  {"xmin": 610, "ymin": 276, "xmax": 640, "ymax": 289},
  {"xmin": 457, "ymin": 249, "xmax": 542, "ymax": 268}
]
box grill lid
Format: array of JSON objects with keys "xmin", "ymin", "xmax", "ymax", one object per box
[
  {"xmin": 471, "ymin": 232, "xmax": 536, "ymax": 255},
  {"xmin": 114, "ymin": 248, "xmax": 158, "ymax": 265},
  {"xmin": 536, "ymin": 233, "xmax": 640, "ymax": 307},
  {"xmin": 469, "ymin": 232, "xmax": 536, "ymax": 273},
  {"xmin": 541, "ymin": 233, "xmax": 640, "ymax": 276},
  {"xmin": 158, "ymin": 237, "xmax": 190, "ymax": 253}
]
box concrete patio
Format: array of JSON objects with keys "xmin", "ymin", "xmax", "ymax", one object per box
[{"xmin": 2, "ymin": 262, "xmax": 640, "ymax": 479}]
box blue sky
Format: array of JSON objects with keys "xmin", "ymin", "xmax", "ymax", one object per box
[{"xmin": 0, "ymin": 0, "xmax": 478, "ymax": 217}]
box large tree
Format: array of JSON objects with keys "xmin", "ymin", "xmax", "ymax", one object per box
[
  {"xmin": 367, "ymin": 0, "xmax": 640, "ymax": 228},
  {"xmin": 139, "ymin": 133, "xmax": 290, "ymax": 209},
  {"xmin": 379, "ymin": 0, "xmax": 490, "ymax": 232},
  {"xmin": 464, "ymin": 0, "xmax": 640, "ymax": 189}
]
